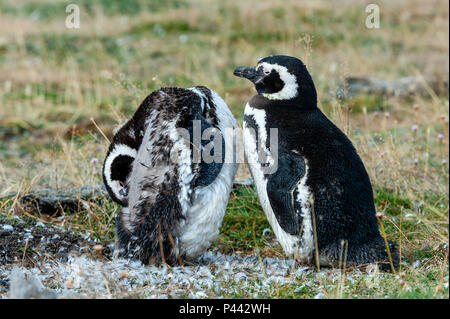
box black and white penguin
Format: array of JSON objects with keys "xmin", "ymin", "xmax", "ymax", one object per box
[
  {"xmin": 234, "ymin": 55, "xmax": 399, "ymax": 269},
  {"xmin": 103, "ymin": 86, "xmax": 239, "ymax": 265}
]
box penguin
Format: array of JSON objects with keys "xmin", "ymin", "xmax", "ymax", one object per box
[
  {"xmin": 233, "ymin": 55, "xmax": 399, "ymax": 270},
  {"xmin": 103, "ymin": 86, "xmax": 239, "ymax": 265}
]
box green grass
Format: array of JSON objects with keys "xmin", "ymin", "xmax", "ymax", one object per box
[{"xmin": 215, "ymin": 186, "xmax": 275, "ymax": 256}]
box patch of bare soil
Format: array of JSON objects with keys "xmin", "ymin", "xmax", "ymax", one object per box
[{"xmin": 0, "ymin": 214, "xmax": 112, "ymax": 293}]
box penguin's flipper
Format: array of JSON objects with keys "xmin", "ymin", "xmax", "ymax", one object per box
[
  {"xmin": 191, "ymin": 115, "xmax": 225, "ymax": 188},
  {"xmin": 266, "ymin": 150, "xmax": 306, "ymax": 235},
  {"xmin": 116, "ymin": 117, "xmax": 192, "ymax": 264},
  {"xmin": 116, "ymin": 165, "xmax": 184, "ymax": 265}
]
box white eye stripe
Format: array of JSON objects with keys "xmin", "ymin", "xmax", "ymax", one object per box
[
  {"xmin": 256, "ymin": 62, "xmax": 299, "ymax": 100},
  {"xmin": 104, "ymin": 144, "xmax": 137, "ymax": 199}
]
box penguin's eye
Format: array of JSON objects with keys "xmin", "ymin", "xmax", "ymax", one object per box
[{"xmin": 261, "ymin": 66, "xmax": 271, "ymax": 75}]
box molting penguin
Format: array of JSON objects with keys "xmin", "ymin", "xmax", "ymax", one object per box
[
  {"xmin": 234, "ymin": 55, "xmax": 398, "ymax": 270},
  {"xmin": 103, "ymin": 86, "xmax": 239, "ymax": 265}
]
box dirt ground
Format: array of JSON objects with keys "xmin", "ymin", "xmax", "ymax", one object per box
[{"xmin": 0, "ymin": 214, "xmax": 112, "ymax": 293}]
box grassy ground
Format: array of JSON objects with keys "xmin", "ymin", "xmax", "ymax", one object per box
[{"xmin": 0, "ymin": 0, "xmax": 448, "ymax": 298}]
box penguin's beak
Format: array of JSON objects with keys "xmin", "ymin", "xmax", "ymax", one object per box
[{"xmin": 233, "ymin": 66, "xmax": 260, "ymax": 83}]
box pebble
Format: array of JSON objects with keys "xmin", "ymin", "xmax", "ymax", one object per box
[{"xmin": 2, "ymin": 225, "xmax": 14, "ymax": 232}]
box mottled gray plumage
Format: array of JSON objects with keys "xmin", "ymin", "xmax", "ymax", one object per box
[{"xmin": 103, "ymin": 86, "xmax": 238, "ymax": 265}]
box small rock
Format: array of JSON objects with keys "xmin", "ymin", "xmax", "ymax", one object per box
[
  {"xmin": 65, "ymin": 279, "xmax": 74, "ymax": 289},
  {"xmin": 8, "ymin": 268, "xmax": 59, "ymax": 299},
  {"xmin": 93, "ymin": 244, "xmax": 104, "ymax": 252},
  {"xmin": 314, "ymin": 292, "xmax": 327, "ymax": 299},
  {"xmin": 2, "ymin": 225, "xmax": 14, "ymax": 232}
]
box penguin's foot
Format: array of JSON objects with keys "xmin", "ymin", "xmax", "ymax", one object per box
[{"xmin": 317, "ymin": 238, "xmax": 399, "ymax": 272}]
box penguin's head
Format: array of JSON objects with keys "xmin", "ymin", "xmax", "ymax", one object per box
[
  {"xmin": 103, "ymin": 144, "xmax": 136, "ymax": 206},
  {"xmin": 233, "ymin": 55, "xmax": 317, "ymax": 107}
]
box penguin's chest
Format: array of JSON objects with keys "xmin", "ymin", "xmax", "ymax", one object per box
[
  {"xmin": 176, "ymin": 89, "xmax": 239, "ymax": 260},
  {"xmin": 243, "ymin": 103, "xmax": 314, "ymax": 261},
  {"xmin": 243, "ymin": 104, "xmax": 275, "ymax": 179}
]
